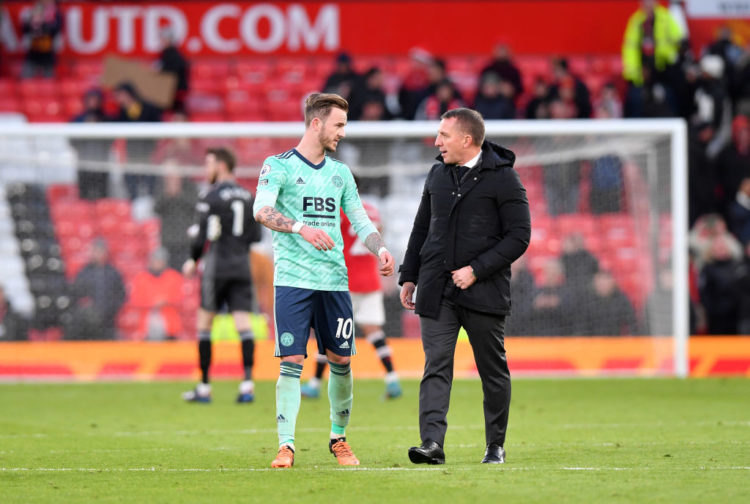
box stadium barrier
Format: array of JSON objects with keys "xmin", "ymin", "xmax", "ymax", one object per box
[{"xmin": 1, "ymin": 337, "xmax": 748, "ymax": 381}]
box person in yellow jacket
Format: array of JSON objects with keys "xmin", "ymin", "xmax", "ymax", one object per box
[{"xmin": 622, "ymin": 0, "xmax": 684, "ymax": 86}]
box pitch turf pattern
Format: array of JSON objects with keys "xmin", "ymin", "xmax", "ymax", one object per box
[{"xmin": 1, "ymin": 379, "xmax": 749, "ymax": 503}]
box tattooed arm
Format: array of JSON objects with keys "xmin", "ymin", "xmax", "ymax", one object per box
[
  {"xmin": 254, "ymin": 206, "xmax": 335, "ymax": 251},
  {"xmin": 363, "ymin": 232, "xmax": 387, "ymax": 256},
  {"xmin": 254, "ymin": 205, "xmax": 296, "ymax": 233}
]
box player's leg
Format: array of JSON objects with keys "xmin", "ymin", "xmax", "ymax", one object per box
[
  {"xmin": 182, "ymin": 307, "xmax": 215, "ymax": 403},
  {"xmin": 300, "ymin": 352, "xmax": 327, "ymax": 399},
  {"xmin": 271, "ymin": 287, "xmax": 314, "ymax": 468},
  {"xmin": 229, "ymin": 278, "xmax": 257, "ymax": 403},
  {"xmin": 232, "ymin": 310, "xmax": 255, "ymax": 403},
  {"xmin": 355, "ymin": 291, "xmax": 401, "ymax": 398},
  {"xmin": 315, "ymin": 291, "xmax": 359, "ymax": 465}
]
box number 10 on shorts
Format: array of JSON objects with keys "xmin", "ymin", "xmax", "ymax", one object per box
[{"xmin": 336, "ymin": 318, "xmax": 353, "ymax": 339}]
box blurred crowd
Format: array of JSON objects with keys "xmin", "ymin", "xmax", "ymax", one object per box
[{"xmin": 2, "ymin": 0, "xmax": 750, "ymax": 339}]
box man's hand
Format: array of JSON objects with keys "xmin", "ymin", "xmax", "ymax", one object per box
[
  {"xmin": 299, "ymin": 225, "xmax": 335, "ymax": 251},
  {"xmin": 400, "ymin": 282, "xmax": 416, "ymax": 310},
  {"xmin": 182, "ymin": 259, "xmax": 197, "ymax": 277},
  {"xmin": 378, "ymin": 250, "xmax": 395, "ymax": 277},
  {"xmin": 451, "ymin": 266, "xmax": 476, "ymax": 290}
]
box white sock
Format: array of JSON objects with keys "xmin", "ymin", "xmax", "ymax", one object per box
[
  {"xmin": 239, "ymin": 380, "xmax": 254, "ymax": 394},
  {"xmin": 385, "ymin": 371, "xmax": 399, "ymax": 384}
]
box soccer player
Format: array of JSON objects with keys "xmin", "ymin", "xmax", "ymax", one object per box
[
  {"xmin": 182, "ymin": 147, "xmax": 261, "ymax": 404},
  {"xmin": 253, "ymin": 93, "xmax": 395, "ymax": 468},
  {"xmin": 300, "ymin": 202, "xmax": 402, "ymax": 399}
]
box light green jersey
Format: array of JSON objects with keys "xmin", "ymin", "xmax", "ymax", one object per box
[{"xmin": 253, "ymin": 149, "xmax": 378, "ymax": 291}]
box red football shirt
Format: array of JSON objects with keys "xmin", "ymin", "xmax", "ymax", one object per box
[{"xmin": 342, "ymin": 202, "xmax": 382, "ymax": 293}]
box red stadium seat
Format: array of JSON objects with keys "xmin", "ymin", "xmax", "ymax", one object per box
[
  {"xmin": 192, "ymin": 60, "xmax": 231, "ymax": 80},
  {"xmin": 19, "ymin": 79, "xmax": 58, "ymax": 97},
  {"xmin": 0, "ymin": 78, "xmax": 17, "ymax": 96},
  {"xmin": 0, "ymin": 98, "xmax": 22, "ymax": 112},
  {"xmin": 236, "ymin": 60, "xmax": 273, "ymax": 84},
  {"xmin": 95, "ymin": 198, "xmax": 131, "ymax": 219}
]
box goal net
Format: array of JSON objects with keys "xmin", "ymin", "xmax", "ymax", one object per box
[{"xmin": 0, "ymin": 117, "xmax": 688, "ymax": 376}]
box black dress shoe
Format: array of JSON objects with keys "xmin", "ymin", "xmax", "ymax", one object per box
[
  {"xmin": 408, "ymin": 440, "xmax": 445, "ymax": 465},
  {"xmin": 481, "ymin": 444, "xmax": 505, "ymax": 464}
]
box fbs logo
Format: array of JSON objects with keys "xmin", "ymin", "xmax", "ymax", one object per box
[
  {"xmin": 339, "ymin": 341, "xmax": 350, "ymax": 349},
  {"xmin": 277, "ymin": 414, "xmax": 287, "ymax": 423},
  {"xmin": 296, "ymin": 177, "xmax": 305, "ymax": 185}
]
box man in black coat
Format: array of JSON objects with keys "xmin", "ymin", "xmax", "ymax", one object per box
[{"xmin": 399, "ymin": 108, "xmax": 531, "ymax": 464}]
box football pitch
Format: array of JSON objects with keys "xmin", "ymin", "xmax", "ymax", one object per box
[{"xmin": 1, "ymin": 378, "xmax": 749, "ymax": 503}]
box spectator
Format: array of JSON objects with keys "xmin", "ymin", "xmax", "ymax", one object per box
[
  {"xmin": 547, "ymin": 57, "xmax": 592, "ymax": 118},
  {"xmin": 322, "ymin": 52, "xmax": 363, "ymax": 108},
  {"xmin": 688, "ymin": 213, "xmax": 743, "ymax": 270},
  {"xmin": 698, "ymin": 234, "xmax": 743, "ymax": 334},
  {"xmin": 728, "ymin": 177, "xmax": 750, "ymax": 245},
  {"xmin": 716, "ymin": 115, "xmax": 750, "ymax": 213},
  {"xmin": 644, "ymin": 263, "xmax": 673, "ymax": 336},
  {"xmin": 70, "ymin": 88, "xmax": 112, "ymax": 200},
  {"xmin": 153, "ymin": 163, "xmax": 197, "ymax": 270},
  {"xmin": 530, "ymin": 258, "xmax": 575, "ymax": 336},
  {"xmin": 129, "ymin": 248, "xmax": 183, "ymax": 340},
  {"xmin": 621, "ymin": 0, "xmax": 683, "ymax": 115},
  {"xmin": 733, "ymin": 42, "xmax": 750, "ymax": 115},
  {"xmin": 474, "ymin": 72, "xmax": 515, "ymax": 120},
  {"xmin": 477, "ymin": 42, "xmax": 523, "ymax": 101},
  {"xmin": 67, "ymin": 239, "xmax": 126, "ymax": 340},
  {"xmin": 579, "ymin": 270, "xmax": 639, "ymax": 336},
  {"xmin": 589, "ymin": 154, "xmax": 624, "ymax": 214},
  {"xmin": 350, "ymin": 67, "xmax": 394, "ymax": 121},
  {"xmin": 560, "ymin": 233, "xmax": 599, "ymax": 291},
  {"xmin": 691, "ymin": 55, "xmax": 732, "ymax": 160},
  {"xmin": 112, "ymin": 82, "xmax": 162, "ymax": 199},
  {"xmin": 737, "ymin": 243, "xmax": 750, "ymax": 334},
  {"xmin": 20, "ymin": 0, "xmax": 63, "ymax": 79},
  {"xmin": 505, "ymin": 255, "xmax": 535, "ymax": 336},
  {"xmin": 154, "ymin": 28, "xmax": 190, "ymax": 113},
  {"xmin": 0, "ymin": 285, "xmax": 29, "ymax": 341},
  {"xmin": 595, "ymin": 82, "xmax": 623, "ymax": 119},
  {"xmin": 543, "ymin": 133, "xmax": 581, "ymax": 216},
  {"xmin": 398, "ymin": 47, "xmax": 433, "ymax": 120},
  {"xmin": 415, "ymin": 79, "xmax": 463, "ymax": 120},
  {"xmin": 705, "ymin": 25, "xmax": 743, "ymax": 98},
  {"xmin": 525, "ymin": 78, "xmax": 551, "ymax": 119}
]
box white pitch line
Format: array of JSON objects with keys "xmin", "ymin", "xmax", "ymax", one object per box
[{"xmin": 2, "ymin": 466, "xmax": 749, "ymax": 473}]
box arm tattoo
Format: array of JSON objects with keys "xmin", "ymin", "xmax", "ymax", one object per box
[
  {"xmin": 256, "ymin": 206, "xmax": 296, "ymax": 233},
  {"xmin": 364, "ymin": 232, "xmax": 386, "ymax": 255}
]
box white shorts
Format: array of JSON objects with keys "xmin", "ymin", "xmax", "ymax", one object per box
[{"xmin": 351, "ymin": 291, "xmax": 385, "ymax": 326}]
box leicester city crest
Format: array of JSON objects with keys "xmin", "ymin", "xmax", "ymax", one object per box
[
  {"xmin": 280, "ymin": 332, "xmax": 294, "ymax": 347},
  {"xmin": 332, "ymin": 175, "xmax": 343, "ymax": 188}
]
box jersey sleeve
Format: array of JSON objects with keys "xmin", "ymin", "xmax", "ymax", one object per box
[
  {"xmin": 340, "ymin": 169, "xmax": 378, "ymax": 244},
  {"xmin": 189, "ymin": 191, "xmax": 211, "ymax": 261},
  {"xmin": 253, "ymin": 157, "xmax": 287, "ymax": 215}
]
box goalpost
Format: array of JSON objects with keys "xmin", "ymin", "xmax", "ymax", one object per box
[{"xmin": 0, "ymin": 118, "xmax": 688, "ymax": 377}]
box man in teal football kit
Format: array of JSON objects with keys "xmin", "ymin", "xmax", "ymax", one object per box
[{"xmin": 254, "ymin": 93, "xmax": 395, "ymax": 468}]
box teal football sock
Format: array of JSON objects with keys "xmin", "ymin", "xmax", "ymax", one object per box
[
  {"xmin": 328, "ymin": 361, "xmax": 352, "ymax": 437},
  {"xmin": 276, "ymin": 362, "xmax": 303, "ymax": 446}
]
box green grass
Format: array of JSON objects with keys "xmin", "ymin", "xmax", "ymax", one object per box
[{"xmin": 1, "ymin": 378, "xmax": 749, "ymax": 503}]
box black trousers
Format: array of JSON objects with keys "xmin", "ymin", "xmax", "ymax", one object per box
[{"xmin": 419, "ymin": 298, "xmax": 510, "ymax": 447}]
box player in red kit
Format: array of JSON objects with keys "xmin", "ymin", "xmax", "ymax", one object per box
[{"xmin": 301, "ymin": 200, "xmax": 402, "ymax": 399}]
